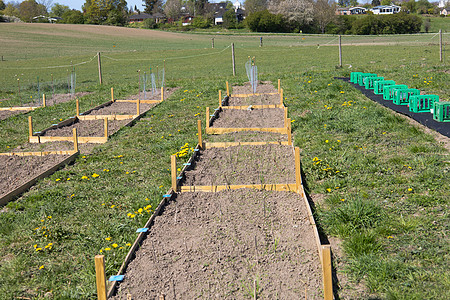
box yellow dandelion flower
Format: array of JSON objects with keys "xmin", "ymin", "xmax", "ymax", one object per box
[
  {"xmin": 110, "ymin": 205, "xmax": 115, "ymax": 208},
  {"xmin": 35, "ymin": 248, "xmax": 42, "ymax": 251},
  {"xmin": 55, "ymin": 179, "xmax": 60, "ymax": 182},
  {"xmin": 112, "ymin": 243, "xmax": 118, "ymax": 248},
  {"xmin": 326, "ymin": 188, "xmax": 332, "ymax": 193},
  {"xmin": 47, "ymin": 216, "xmax": 52, "ymax": 219},
  {"xmin": 104, "ymin": 248, "xmax": 111, "ymax": 251},
  {"xmin": 39, "ymin": 265, "xmax": 44, "ymax": 270},
  {"xmin": 92, "ymin": 173, "xmax": 99, "ymax": 178},
  {"xmin": 105, "ymin": 237, "xmax": 111, "ymax": 241},
  {"xmin": 81, "ymin": 175, "xmax": 88, "ymax": 180},
  {"xmin": 126, "ymin": 243, "xmax": 131, "ymax": 247},
  {"xmin": 408, "ymin": 188, "xmax": 413, "ymax": 192}
]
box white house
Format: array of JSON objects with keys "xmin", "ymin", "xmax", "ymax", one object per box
[{"xmin": 371, "ymin": 5, "xmax": 401, "ymax": 15}]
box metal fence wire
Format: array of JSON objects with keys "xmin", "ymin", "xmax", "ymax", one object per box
[
  {"xmin": 139, "ymin": 68, "xmax": 165, "ymax": 100},
  {"xmin": 245, "ymin": 58, "xmax": 258, "ymax": 94}
]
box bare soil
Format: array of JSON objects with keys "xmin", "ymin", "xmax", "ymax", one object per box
[
  {"xmin": 211, "ymin": 108, "xmax": 285, "ymax": 129},
  {"xmin": 41, "ymin": 119, "xmax": 128, "ymax": 137},
  {"xmin": 85, "ymin": 102, "xmax": 157, "ymax": 115},
  {"xmin": 227, "ymin": 94, "xmax": 281, "ymax": 106},
  {"xmin": 119, "ymin": 88, "xmax": 178, "ymax": 101},
  {"xmin": 11, "ymin": 141, "xmax": 96, "ymax": 154},
  {"xmin": 0, "ymin": 154, "xmax": 69, "ymax": 199},
  {"xmin": 232, "ymin": 82, "xmax": 278, "ymax": 95},
  {"xmin": 111, "ymin": 189, "xmax": 323, "ymax": 300},
  {"xmin": 205, "ymin": 131, "xmax": 288, "ymax": 143},
  {"xmin": 182, "ymin": 145, "xmax": 295, "ymax": 186},
  {"xmin": 0, "ymin": 110, "xmax": 22, "ymax": 121}
]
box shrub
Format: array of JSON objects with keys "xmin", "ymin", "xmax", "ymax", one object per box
[
  {"xmin": 142, "ymin": 18, "xmax": 157, "ymax": 29},
  {"xmin": 61, "ymin": 10, "xmax": 84, "ymax": 24},
  {"xmin": 191, "ymin": 16, "xmax": 211, "ymax": 28},
  {"xmin": 351, "ymin": 12, "xmax": 422, "ymax": 34},
  {"xmin": 245, "ymin": 9, "xmax": 286, "ymax": 32}
]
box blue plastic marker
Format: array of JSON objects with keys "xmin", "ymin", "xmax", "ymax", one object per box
[
  {"xmin": 177, "ymin": 176, "xmax": 182, "ymax": 180},
  {"xmin": 183, "ymin": 163, "xmax": 191, "ymax": 166},
  {"xmin": 136, "ymin": 228, "xmax": 149, "ymax": 233},
  {"xmin": 108, "ymin": 275, "xmax": 124, "ymax": 282},
  {"xmin": 163, "ymin": 194, "xmax": 171, "ymax": 198}
]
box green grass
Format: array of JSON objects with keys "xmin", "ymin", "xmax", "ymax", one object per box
[{"xmin": 0, "ymin": 24, "xmax": 449, "ymax": 299}]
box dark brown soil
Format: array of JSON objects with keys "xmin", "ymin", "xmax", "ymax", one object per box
[
  {"xmin": 205, "ymin": 131, "xmax": 288, "ymax": 143},
  {"xmin": 41, "ymin": 119, "xmax": 128, "ymax": 137},
  {"xmin": 0, "ymin": 154, "xmax": 69, "ymax": 199},
  {"xmin": 182, "ymin": 145, "xmax": 295, "ymax": 186},
  {"xmin": 227, "ymin": 94, "xmax": 281, "ymax": 106},
  {"xmin": 232, "ymin": 82, "xmax": 278, "ymax": 95},
  {"xmin": 111, "ymin": 189, "xmax": 323, "ymax": 300},
  {"xmin": 85, "ymin": 102, "xmax": 157, "ymax": 115},
  {"xmin": 211, "ymin": 108, "xmax": 285, "ymax": 129}
]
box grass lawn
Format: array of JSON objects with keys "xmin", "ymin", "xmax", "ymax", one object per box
[{"xmin": 0, "ymin": 24, "xmax": 449, "ymax": 299}]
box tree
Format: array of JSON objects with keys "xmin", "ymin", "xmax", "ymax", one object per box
[
  {"xmin": 36, "ymin": 0, "xmax": 53, "ymax": 12},
  {"xmin": 338, "ymin": 0, "xmax": 350, "ymax": 7},
  {"xmin": 19, "ymin": 0, "xmax": 47, "ymax": 22},
  {"xmin": 223, "ymin": 8, "xmax": 237, "ymax": 28},
  {"xmin": 416, "ymin": 0, "xmax": 432, "ymax": 14},
  {"xmin": 62, "ymin": 9, "xmax": 84, "ymax": 23},
  {"xmin": 349, "ymin": 0, "xmax": 358, "ymax": 6},
  {"xmin": 244, "ymin": 0, "xmax": 268, "ymax": 15},
  {"xmin": 143, "ymin": 0, "xmax": 163, "ymax": 14},
  {"xmin": 268, "ymin": 0, "xmax": 313, "ymax": 25},
  {"xmin": 51, "ymin": 3, "xmax": 70, "ymax": 17},
  {"xmin": 380, "ymin": 0, "xmax": 390, "ymax": 5},
  {"xmin": 314, "ymin": 0, "xmax": 336, "ymax": 33},
  {"xmin": 245, "ymin": 9, "xmax": 286, "ymax": 32},
  {"xmin": 371, "ymin": 0, "xmax": 380, "ymax": 6},
  {"xmin": 0, "ymin": 1, "xmax": 6, "ymax": 11},
  {"xmin": 3, "ymin": 3, "xmax": 20, "ymax": 17},
  {"xmin": 84, "ymin": 0, "xmax": 127, "ymax": 25},
  {"xmin": 164, "ymin": 0, "xmax": 182, "ymax": 20}
]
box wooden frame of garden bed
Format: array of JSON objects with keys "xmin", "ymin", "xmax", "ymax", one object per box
[
  {"xmin": 218, "ymin": 87, "xmax": 285, "ymax": 109},
  {"xmin": 225, "ymin": 79, "xmax": 282, "ymax": 99},
  {"xmin": 0, "ymin": 146, "xmax": 79, "ymax": 206},
  {"xmin": 0, "ymin": 94, "xmax": 49, "ymax": 113},
  {"xmin": 112, "ymin": 87, "xmax": 164, "ymax": 104},
  {"xmin": 205, "ymin": 106, "xmax": 290, "ymax": 135}
]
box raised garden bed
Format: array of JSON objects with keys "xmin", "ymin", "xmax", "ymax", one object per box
[
  {"xmin": 205, "ymin": 131, "xmax": 288, "ymax": 143},
  {"xmin": 181, "ymin": 145, "xmax": 295, "ymax": 186},
  {"xmin": 83, "ymin": 101, "xmax": 157, "ymax": 116},
  {"xmin": 232, "ymin": 82, "xmax": 278, "ymax": 95},
  {"xmin": 210, "ymin": 108, "xmax": 285, "ymax": 129},
  {"xmin": 41, "ymin": 119, "xmax": 127, "ymax": 137},
  {"xmin": 225, "ymin": 94, "xmax": 282, "ymax": 107},
  {"xmin": 110, "ymin": 189, "xmax": 323, "ymax": 299}
]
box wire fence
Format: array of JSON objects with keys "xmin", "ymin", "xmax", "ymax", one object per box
[
  {"xmin": 139, "ymin": 67, "xmax": 165, "ymax": 100},
  {"xmin": 245, "ymin": 57, "xmax": 258, "ymax": 94}
]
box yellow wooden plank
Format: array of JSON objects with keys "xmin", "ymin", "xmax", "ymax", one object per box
[
  {"xmin": 115, "ymin": 99, "xmax": 162, "ymax": 104},
  {"xmin": 221, "ymin": 104, "xmax": 284, "ymax": 109},
  {"xmin": 295, "ymin": 147, "xmax": 301, "ymax": 193},
  {"xmin": 179, "ymin": 183, "xmax": 296, "ymax": 192},
  {"xmin": 197, "ymin": 120, "xmax": 203, "ymax": 149},
  {"xmin": 95, "ymin": 255, "xmax": 107, "ymax": 300},
  {"xmin": 206, "ymin": 127, "xmax": 289, "ymax": 135},
  {"xmin": 78, "ymin": 114, "xmax": 136, "ymax": 121},
  {"xmin": 0, "ymin": 107, "xmax": 37, "ymax": 111},
  {"xmin": 322, "ymin": 245, "xmax": 333, "ymax": 300},
  {"xmin": 171, "ymin": 155, "xmax": 177, "ymax": 192},
  {"xmin": 204, "ymin": 141, "xmax": 289, "ymax": 149},
  {"xmin": 230, "ymin": 92, "xmax": 278, "ymax": 97}
]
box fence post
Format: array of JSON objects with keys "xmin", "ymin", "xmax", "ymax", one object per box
[
  {"xmin": 322, "ymin": 245, "xmax": 333, "ymax": 300},
  {"xmin": 97, "ymin": 52, "xmax": 103, "ymax": 85},
  {"xmin": 260, "ymin": 36, "xmax": 263, "ymax": 47},
  {"xmin": 338, "ymin": 35, "xmax": 342, "ymax": 68},
  {"xmin": 231, "ymin": 43, "xmax": 236, "ymax": 77},
  {"xmin": 95, "ymin": 255, "xmax": 107, "ymax": 300},
  {"xmin": 212, "ymin": 38, "xmax": 214, "ymax": 49},
  {"xmin": 439, "ymin": 29, "xmax": 443, "ymax": 63}
]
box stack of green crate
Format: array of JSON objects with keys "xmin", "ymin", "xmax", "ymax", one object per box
[
  {"xmin": 350, "ymin": 72, "xmax": 363, "ymax": 84},
  {"xmin": 409, "ymin": 95, "xmax": 439, "ymax": 113},
  {"xmin": 374, "ymin": 80, "xmax": 395, "ymax": 95},
  {"xmin": 358, "ymin": 73, "xmax": 377, "ymax": 87},
  {"xmin": 393, "ymin": 88, "xmax": 420, "ymax": 105},
  {"xmin": 383, "ymin": 84, "xmax": 408, "ymax": 100},
  {"xmin": 432, "ymin": 101, "xmax": 450, "ymax": 122}
]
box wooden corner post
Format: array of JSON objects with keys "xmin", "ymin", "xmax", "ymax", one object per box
[
  {"xmin": 104, "ymin": 118, "xmax": 108, "ymax": 138},
  {"xmin": 28, "ymin": 116, "xmax": 33, "ymax": 143},
  {"xmin": 206, "ymin": 107, "xmax": 210, "ymax": 130},
  {"xmin": 226, "ymin": 81, "xmax": 230, "ymax": 96},
  {"xmin": 295, "ymin": 147, "xmax": 301, "ymax": 193},
  {"xmin": 280, "ymin": 88, "xmax": 284, "ymax": 105},
  {"xmin": 111, "ymin": 87, "xmax": 114, "ymax": 102},
  {"xmin": 322, "ymin": 245, "xmax": 333, "ymax": 300},
  {"xmin": 95, "ymin": 255, "xmax": 107, "ymax": 300},
  {"xmin": 219, "ymin": 90, "xmax": 222, "ymax": 107},
  {"xmin": 161, "ymin": 87, "xmax": 164, "ymax": 102},
  {"xmin": 76, "ymin": 99, "xmax": 80, "ymax": 116},
  {"xmin": 284, "ymin": 107, "xmax": 288, "ymax": 128},
  {"xmin": 171, "ymin": 155, "xmax": 177, "ymax": 192},
  {"xmin": 43, "ymin": 94, "xmax": 46, "ymax": 107},
  {"xmin": 137, "ymin": 98, "xmax": 140, "ymax": 115},
  {"xmin": 287, "ymin": 118, "xmax": 292, "ymax": 146},
  {"xmin": 197, "ymin": 119, "xmax": 203, "ymax": 149},
  {"xmin": 73, "ymin": 128, "xmax": 78, "ymax": 153},
  {"xmin": 278, "ymin": 79, "xmax": 281, "ymax": 94}
]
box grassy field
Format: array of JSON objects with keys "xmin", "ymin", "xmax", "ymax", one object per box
[{"xmin": 0, "ymin": 24, "xmax": 449, "ymax": 299}]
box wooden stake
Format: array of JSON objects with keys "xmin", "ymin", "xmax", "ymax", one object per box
[
  {"xmin": 127, "ymin": 294, "xmax": 132, "ymax": 300},
  {"xmin": 322, "ymin": 245, "xmax": 333, "ymax": 300},
  {"xmin": 111, "ymin": 87, "xmax": 114, "ymax": 102},
  {"xmin": 439, "ymin": 29, "xmax": 443, "ymax": 63},
  {"xmin": 76, "ymin": 99, "xmax": 80, "ymax": 116},
  {"xmin": 295, "ymin": 147, "xmax": 301, "ymax": 192},
  {"xmin": 284, "ymin": 107, "xmax": 288, "ymax": 128},
  {"xmin": 97, "ymin": 52, "xmax": 103, "ymax": 85},
  {"xmin": 219, "ymin": 90, "xmax": 222, "ymax": 107},
  {"xmin": 278, "ymin": 79, "xmax": 281, "ymax": 94},
  {"xmin": 206, "ymin": 107, "xmax": 210, "ymax": 129},
  {"xmin": 226, "ymin": 81, "xmax": 230, "ymax": 96},
  {"xmin": 28, "ymin": 116, "xmax": 33, "ymax": 143},
  {"xmin": 253, "ymin": 279, "xmax": 257, "ymax": 300},
  {"xmin": 280, "ymin": 88, "xmax": 284, "ymax": 105},
  {"xmin": 197, "ymin": 119, "xmax": 202, "ymax": 149},
  {"xmin": 338, "ymin": 35, "xmax": 342, "ymax": 68},
  {"xmin": 231, "ymin": 43, "xmax": 236, "ymax": 76},
  {"xmin": 211, "ymin": 37, "xmax": 214, "ymax": 49},
  {"xmin": 171, "ymin": 155, "xmax": 177, "ymax": 192},
  {"xmin": 42, "ymin": 94, "xmax": 46, "ymax": 107},
  {"xmin": 159, "ymin": 294, "xmax": 165, "ymax": 300},
  {"xmin": 287, "ymin": 118, "xmax": 292, "ymax": 146},
  {"xmin": 137, "ymin": 99, "xmax": 140, "ymax": 115},
  {"xmin": 161, "ymin": 87, "xmax": 164, "ymax": 101},
  {"xmin": 73, "ymin": 128, "xmax": 78, "ymax": 153},
  {"xmin": 94, "ymin": 255, "xmax": 107, "ymax": 300},
  {"xmin": 104, "ymin": 118, "xmax": 108, "ymax": 138}
]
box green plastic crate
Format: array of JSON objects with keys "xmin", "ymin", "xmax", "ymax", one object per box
[
  {"xmin": 432, "ymin": 101, "xmax": 450, "ymax": 122},
  {"xmin": 374, "ymin": 80, "xmax": 395, "ymax": 95},
  {"xmin": 365, "ymin": 76, "xmax": 384, "ymax": 89},
  {"xmin": 383, "ymin": 84, "xmax": 408, "ymax": 100},
  {"xmin": 409, "ymin": 95, "xmax": 439, "ymax": 113},
  {"xmin": 358, "ymin": 73, "xmax": 377, "ymax": 86},
  {"xmin": 393, "ymin": 88, "xmax": 420, "ymax": 105},
  {"xmin": 350, "ymin": 72, "xmax": 363, "ymax": 83}
]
